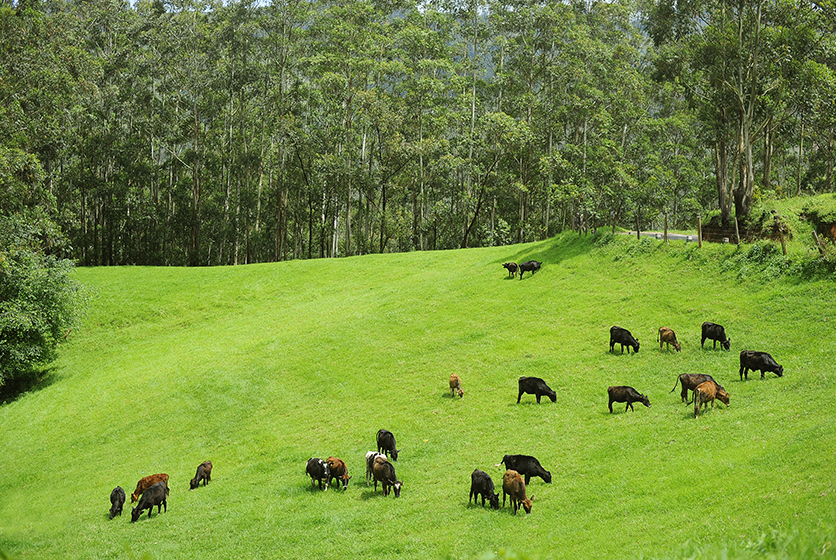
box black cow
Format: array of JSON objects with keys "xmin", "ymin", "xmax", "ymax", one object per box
[
  {"xmin": 517, "ymin": 376, "xmax": 556, "ymax": 404},
  {"xmin": 739, "ymin": 351, "xmax": 784, "ymax": 380},
  {"xmin": 305, "ymin": 457, "xmax": 331, "ymax": 490},
  {"xmin": 499, "ymin": 454, "xmax": 552, "ymax": 485},
  {"xmin": 701, "ymin": 322, "xmax": 730, "ymax": 350},
  {"xmin": 469, "ymin": 469, "xmax": 499, "ymax": 509},
  {"xmin": 190, "ymin": 460, "xmax": 212, "ymax": 490},
  {"xmin": 376, "ymin": 429, "xmax": 399, "ymax": 461},
  {"xmin": 607, "ymin": 386, "xmax": 651, "ymax": 413},
  {"xmin": 669, "ymin": 373, "xmax": 721, "ymax": 404},
  {"xmin": 502, "ymin": 262, "xmax": 518, "ymax": 278},
  {"xmin": 610, "ymin": 326, "xmax": 640, "ymax": 354},
  {"xmin": 518, "ymin": 260, "xmax": 542, "ymax": 279},
  {"xmin": 109, "ymin": 486, "xmax": 125, "ymax": 519},
  {"xmin": 130, "ymin": 481, "xmax": 167, "ymax": 522}
]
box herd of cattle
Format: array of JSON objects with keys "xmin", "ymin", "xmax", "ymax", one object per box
[
  {"xmin": 109, "ymin": 264, "xmax": 787, "ymax": 521},
  {"xmin": 108, "ymin": 462, "xmax": 212, "ymax": 522},
  {"xmin": 605, "ymin": 322, "xmax": 783, "ymax": 418}
]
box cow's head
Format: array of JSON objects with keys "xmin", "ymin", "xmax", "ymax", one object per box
[
  {"xmin": 674, "ymin": 341, "xmax": 682, "ymax": 352},
  {"xmin": 721, "ymin": 338, "xmax": 731, "ymax": 351},
  {"xmin": 189, "ymin": 477, "xmax": 199, "ymax": 490},
  {"xmin": 716, "ymin": 390, "xmax": 730, "ymax": 406},
  {"xmin": 340, "ymin": 474, "xmax": 352, "ymax": 490},
  {"xmin": 639, "ymin": 394, "xmax": 651, "ymax": 408},
  {"xmin": 521, "ymin": 496, "xmax": 533, "ymax": 514},
  {"xmin": 541, "ymin": 470, "xmax": 553, "ymax": 484},
  {"xmin": 392, "ymin": 481, "xmax": 402, "ymax": 497},
  {"xmin": 489, "ymin": 492, "xmax": 500, "ymax": 510},
  {"xmin": 775, "ymin": 364, "xmax": 784, "ymax": 377},
  {"xmin": 390, "ymin": 449, "xmax": 399, "ymax": 461},
  {"xmin": 130, "ymin": 507, "xmax": 141, "ymax": 523}
]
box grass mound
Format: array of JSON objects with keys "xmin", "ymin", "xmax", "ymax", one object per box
[{"xmin": 1, "ymin": 232, "xmax": 835, "ymax": 560}]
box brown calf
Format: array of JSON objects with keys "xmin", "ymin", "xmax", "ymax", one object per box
[
  {"xmin": 694, "ymin": 381, "xmax": 730, "ymax": 418},
  {"xmin": 372, "ymin": 455, "xmax": 402, "ymax": 497},
  {"xmin": 131, "ymin": 473, "xmax": 169, "ymax": 503},
  {"xmin": 326, "ymin": 457, "xmax": 352, "ymax": 490},
  {"xmin": 449, "ymin": 374, "xmax": 464, "ymax": 398},
  {"xmin": 658, "ymin": 327, "xmax": 681, "ymax": 352},
  {"xmin": 501, "ymin": 470, "xmax": 533, "ymax": 515}
]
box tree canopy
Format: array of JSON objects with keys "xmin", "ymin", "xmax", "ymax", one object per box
[{"xmin": 1, "ymin": 0, "xmax": 835, "ymax": 265}]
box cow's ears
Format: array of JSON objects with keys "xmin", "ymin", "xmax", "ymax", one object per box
[{"xmin": 529, "ymin": 495, "xmax": 535, "ymax": 501}]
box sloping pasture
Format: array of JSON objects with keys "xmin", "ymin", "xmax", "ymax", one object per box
[{"xmin": 1, "ymin": 233, "xmax": 834, "ymax": 559}]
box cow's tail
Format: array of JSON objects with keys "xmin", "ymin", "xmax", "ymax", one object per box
[{"xmin": 669, "ymin": 376, "xmax": 680, "ymax": 393}]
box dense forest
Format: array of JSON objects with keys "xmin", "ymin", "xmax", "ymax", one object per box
[{"xmin": 1, "ymin": 0, "xmax": 835, "ymax": 266}]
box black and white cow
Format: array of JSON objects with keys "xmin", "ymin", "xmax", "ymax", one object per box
[
  {"xmin": 469, "ymin": 469, "xmax": 499, "ymax": 509},
  {"xmin": 499, "ymin": 454, "xmax": 552, "ymax": 485},
  {"xmin": 518, "ymin": 260, "xmax": 542, "ymax": 279},
  {"xmin": 701, "ymin": 322, "xmax": 730, "ymax": 350},
  {"xmin": 305, "ymin": 457, "xmax": 331, "ymax": 491},
  {"xmin": 610, "ymin": 326, "xmax": 640, "ymax": 354},
  {"xmin": 130, "ymin": 481, "xmax": 167, "ymax": 522},
  {"xmin": 739, "ymin": 350, "xmax": 784, "ymax": 380},
  {"xmin": 517, "ymin": 376, "xmax": 556, "ymax": 404},
  {"xmin": 376, "ymin": 429, "xmax": 399, "ymax": 461},
  {"xmin": 607, "ymin": 386, "xmax": 651, "ymax": 413},
  {"xmin": 365, "ymin": 451, "xmax": 385, "ymax": 486}
]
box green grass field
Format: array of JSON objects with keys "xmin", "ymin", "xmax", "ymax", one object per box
[{"xmin": 1, "ymin": 232, "xmax": 835, "ymax": 560}]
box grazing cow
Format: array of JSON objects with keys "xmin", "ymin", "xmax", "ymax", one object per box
[
  {"xmin": 449, "ymin": 374, "xmax": 464, "ymax": 398},
  {"xmin": 376, "ymin": 429, "xmax": 399, "ymax": 461},
  {"xmin": 499, "ymin": 454, "xmax": 552, "ymax": 485},
  {"xmin": 701, "ymin": 322, "xmax": 730, "ymax": 350},
  {"xmin": 501, "ymin": 470, "xmax": 533, "ymax": 515},
  {"xmin": 305, "ymin": 457, "xmax": 330, "ymax": 491},
  {"xmin": 739, "ymin": 351, "xmax": 784, "ymax": 380},
  {"xmin": 372, "ymin": 455, "xmax": 402, "ymax": 497},
  {"xmin": 326, "ymin": 457, "xmax": 351, "ymax": 490},
  {"xmin": 365, "ymin": 451, "xmax": 385, "ymax": 486},
  {"xmin": 518, "ymin": 260, "xmax": 542, "ymax": 279},
  {"xmin": 607, "ymin": 386, "xmax": 651, "ymax": 413},
  {"xmin": 517, "ymin": 376, "xmax": 556, "ymax": 404},
  {"xmin": 130, "ymin": 481, "xmax": 167, "ymax": 522},
  {"xmin": 669, "ymin": 374, "xmax": 721, "ymax": 404},
  {"xmin": 502, "ymin": 262, "xmax": 518, "ymax": 278},
  {"xmin": 469, "ymin": 469, "xmax": 499, "ymax": 510},
  {"xmin": 694, "ymin": 380, "xmax": 730, "ymax": 418},
  {"xmin": 131, "ymin": 473, "xmax": 169, "ymax": 503},
  {"xmin": 658, "ymin": 327, "xmax": 681, "ymax": 352},
  {"xmin": 109, "ymin": 486, "xmax": 125, "ymax": 520},
  {"xmin": 610, "ymin": 326, "xmax": 640, "ymax": 354},
  {"xmin": 189, "ymin": 461, "xmax": 212, "ymax": 490}
]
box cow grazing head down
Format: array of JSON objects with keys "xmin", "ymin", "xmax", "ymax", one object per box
[
  {"xmin": 190, "ymin": 461, "xmax": 212, "ymax": 490},
  {"xmin": 694, "ymin": 380, "xmax": 730, "ymax": 418},
  {"xmin": 326, "ymin": 457, "xmax": 352, "ymax": 490},
  {"xmin": 610, "ymin": 326, "xmax": 640, "ymax": 354},
  {"xmin": 501, "ymin": 470, "xmax": 533, "ymax": 515},
  {"xmin": 701, "ymin": 322, "xmax": 730, "ymax": 350},
  {"xmin": 372, "ymin": 455, "xmax": 402, "ymax": 497},
  {"xmin": 518, "ymin": 260, "xmax": 542, "ymax": 279},
  {"xmin": 607, "ymin": 386, "xmax": 651, "ymax": 413},
  {"xmin": 376, "ymin": 429, "xmax": 399, "ymax": 461},
  {"xmin": 658, "ymin": 327, "xmax": 681, "ymax": 352},
  {"xmin": 739, "ymin": 350, "xmax": 784, "ymax": 380},
  {"xmin": 109, "ymin": 486, "xmax": 125, "ymax": 520},
  {"xmin": 469, "ymin": 469, "xmax": 500, "ymax": 510},
  {"xmin": 449, "ymin": 373, "xmax": 464, "ymax": 398}
]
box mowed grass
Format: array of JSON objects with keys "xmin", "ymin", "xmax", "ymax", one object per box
[{"xmin": 1, "ymin": 233, "xmax": 835, "ymax": 560}]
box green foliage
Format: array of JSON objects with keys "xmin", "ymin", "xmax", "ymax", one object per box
[{"xmin": 0, "ymin": 216, "xmax": 84, "ymax": 393}]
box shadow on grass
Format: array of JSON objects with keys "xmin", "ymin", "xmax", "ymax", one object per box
[
  {"xmin": 0, "ymin": 367, "xmax": 60, "ymax": 406},
  {"xmin": 492, "ymin": 232, "xmax": 606, "ymax": 270}
]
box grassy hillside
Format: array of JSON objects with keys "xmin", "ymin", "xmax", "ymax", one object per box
[{"xmin": 1, "ymin": 232, "xmax": 835, "ymax": 560}]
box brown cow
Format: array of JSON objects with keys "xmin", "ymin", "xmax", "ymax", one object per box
[
  {"xmin": 658, "ymin": 327, "xmax": 681, "ymax": 352},
  {"xmin": 372, "ymin": 455, "xmax": 402, "ymax": 497},
  {"xmin": 694, "ymin": 381, "xmax": 730, "ymax": 418},
  {"xmin": 670, "ymin": 374, "xmax": 721, "ymax": 404},
  {"xmin": 449, "ymin": 374, "xmax": 464, "ymax": 398},
  {"xmin": 131, "ymin": 473, "xmax": 169, "ymax": 503},
  {"xmin": 190, "ymin": 461, "xmax": 212, "ymax": 490},
  {"xmin": 327, "ymin": 457, "xmax": 352, "ymax": 490},
  {"xmin": 501, "ymin": 470, "xmax": 533, "ymax": 515}
]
